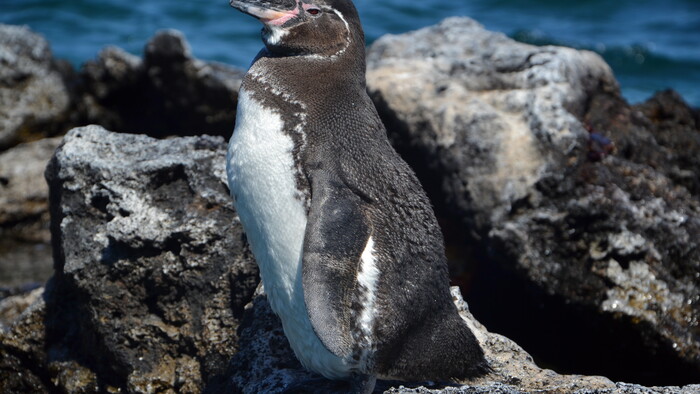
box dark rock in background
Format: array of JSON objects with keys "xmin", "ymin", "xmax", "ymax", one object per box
[
  {"xmin": 367, "ymin": 17, "xmax": 699, "ymax": 385},
  {"xmin": 586, "ymin": 88, "xmax": 700, "ymax": 196},
  {"xmin": 77, "ymin": 30, "xmax": 244, "ymax": 139},
  {"xmin": 0, "ymin": 24, "xmax": 73, "ymax": 150},
  {"xmin": 1, "ymin": 125, "xmax": 258, "ymax": 393},
  {"xmin": 0, "ymin": 25, "xmax": 244, "ymax": 155}
]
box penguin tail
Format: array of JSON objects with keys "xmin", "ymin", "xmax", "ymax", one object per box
[
  {"xmin": 378, "ymin": 310, "xmax": 491, "ymax": 382},
  {"xmin": 463, "ymin": 352, "xmax": 493, "ymax": 378},
  {"xmin": 440, "ymin": 313, "xmax": 492, "ymax": 380}
]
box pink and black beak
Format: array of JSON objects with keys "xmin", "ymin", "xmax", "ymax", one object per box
[{"xmin": 230, "ymin": 0, "xmax": 304, "ymax": 26}]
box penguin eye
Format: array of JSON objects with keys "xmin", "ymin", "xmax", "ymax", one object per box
[{"xmin": 306, "ymin": 8, "xmax": 321, "ymax": 16}]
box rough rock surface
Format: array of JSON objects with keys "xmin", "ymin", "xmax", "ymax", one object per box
[
  {"xmin": 218, "ymin": 286, "xmax": 700, "ymax": 394},
  {"xmin": 0, "ymin": 125, "xmax": 259, "ymax": 392},
  {"xmin": 587, "ymin": 88, "xmax": 700, "ymax": 197},
  {"xmin": 0, "ymin": 24, "xmax": 73, "ymax": 150},
  {"xmin": 77, "ymin": 30, "xmax": 244, "ymax": 139},
  {"xmin": 0, "ymin": 286, "xmax": 43, "ymax": 329},
  {"xmin": 0, "ymin": 137, "xmax": 62, "ymax": 292},
  {"xmin": 367, "ymin": 17, "xmax": 699, "ymax": 384}
]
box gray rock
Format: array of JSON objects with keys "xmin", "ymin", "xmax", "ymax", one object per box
[
  {"xmin": 0, "ymin": 24, "xmax": 72, "ymax": 150},
  {"xmin": 78, "ymin": 29, "xmax": 245, "ymax": 139},
  {"xmin": 367, "ymin": 17, "xmax": 614, "ymax": 230},
  {"xmin": 78, "ymin": 46, "xmax": 142, "ymax": 128},
  {"xmin": 220, "ymin": 285, "xmax": 699, "ymax": 393},
  {"xmin": 0, "ymin": 137, "xmax": 58, "ymax": 233},
  {"xmin": 0, "ymin": 137, "xmax": 62, "ymax": 291},
  {"xmin": 38, "ymin": 125, "xmax": 258, "ymax": 392},
  {"xmin": 367, "ymin": 17, "xmax": 699, "ymax": 382}
]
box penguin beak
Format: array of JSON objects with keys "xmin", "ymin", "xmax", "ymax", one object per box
[{"xmin": 230, "ymin": 0, "xmax": 301, "ymax": 26}]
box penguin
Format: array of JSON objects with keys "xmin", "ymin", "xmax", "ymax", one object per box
[{"xmin": 225, "ymin": 0, "xmax": 490, "ymax": 392}]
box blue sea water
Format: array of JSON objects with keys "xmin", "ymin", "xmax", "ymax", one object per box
[{"xmin": 2, "ymin": 0, "xmax": 699, "ymax": 107}]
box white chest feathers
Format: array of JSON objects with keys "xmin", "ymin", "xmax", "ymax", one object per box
[{"xmin": 226, "ymin": 88, "xmax": 351, "ymax": 379}]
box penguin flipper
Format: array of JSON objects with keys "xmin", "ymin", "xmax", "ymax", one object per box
[{"xmin": 302, "ymin": 179, "xmax": 371, "ymax": 359}]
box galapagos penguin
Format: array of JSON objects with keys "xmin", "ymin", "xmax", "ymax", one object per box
[{"xmin": 226, "ymin": 0, "xmax": 490, "ymax": 392}]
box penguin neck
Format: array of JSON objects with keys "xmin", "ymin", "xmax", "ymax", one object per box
[{"xmin": 246, "ymin": 45, "xmax": 367, "ymax": 104}]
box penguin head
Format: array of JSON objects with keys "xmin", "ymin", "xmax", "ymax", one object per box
[{"xmin": 230, "ymin": 0, "xmax": 363, "ymax": 58}]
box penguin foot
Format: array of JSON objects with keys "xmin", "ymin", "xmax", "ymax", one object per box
[{"xmin": 282, "ymin": 374, "xmax": 377, "ymax": 394}]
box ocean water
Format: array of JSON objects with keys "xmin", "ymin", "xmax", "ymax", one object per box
[{"xmin": 2, "ymin": 0, "xmax": 699, "ymax": 107}]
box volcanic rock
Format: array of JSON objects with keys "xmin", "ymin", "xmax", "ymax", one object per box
[
  {"xmin": 23, "ymin": 125, "xmax": 258, "ymax": 393},
  {"xmin": 602, "ymin": 89, "xmax": 700, "ymax": 196},
  {"xmin": 78, "ymin": 30, "xmax": 245, "ymax": 139}
]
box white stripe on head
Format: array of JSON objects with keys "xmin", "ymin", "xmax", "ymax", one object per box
[{"xmin": 329, "ymin": 7, "xmax": 351, "ymax": 56}]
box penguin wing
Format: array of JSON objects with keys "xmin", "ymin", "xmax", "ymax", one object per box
[{"xmin": 302, "ymin": 176, "xmax": 371, "ymax": 359}]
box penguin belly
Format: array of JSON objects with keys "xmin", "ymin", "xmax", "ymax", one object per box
[{"xmin": 226, "ymin": 88, "xmax": 351, "ymax": 379}]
